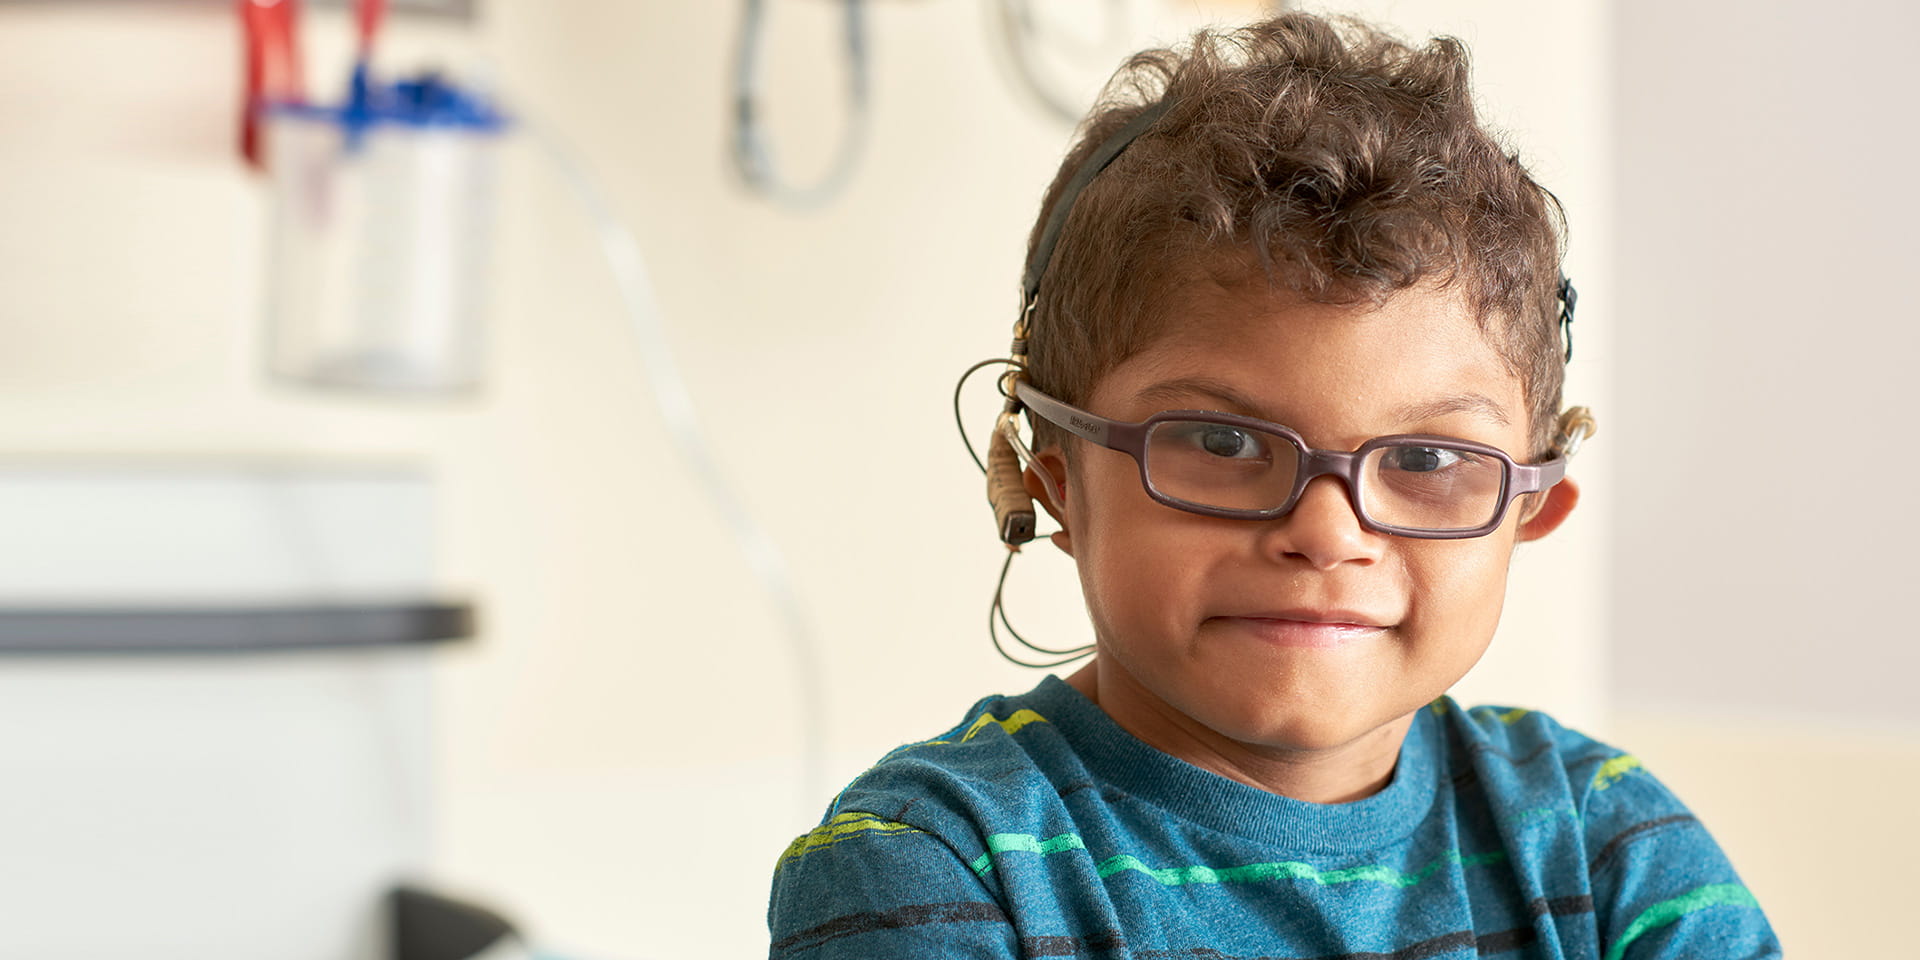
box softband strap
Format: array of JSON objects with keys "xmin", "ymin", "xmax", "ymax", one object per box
[{"xmin": 1020, "ymin": 99, "xmax": 1174, "ymax": 306}]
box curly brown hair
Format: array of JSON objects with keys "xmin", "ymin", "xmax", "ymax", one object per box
[{"xmin": 1022, "ymin": 12, "xmax": 1568, "ymax": 457}]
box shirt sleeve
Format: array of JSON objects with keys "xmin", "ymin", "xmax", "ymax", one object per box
[
  {"xmin": 768, "ymin": 809, "xmax": 1020, "ymax": 959},
  {"xmin": 1580, "ymin": 754, "xmax": 1782, "ymax": 960}
]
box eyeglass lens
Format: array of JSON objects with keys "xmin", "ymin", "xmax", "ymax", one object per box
[{"xmin": 1142, "ymin": 421, "xmax": 1506, "ymax": 531}]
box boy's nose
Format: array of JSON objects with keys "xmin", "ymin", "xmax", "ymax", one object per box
[{"xmin": 1260, "ymin": 475, "xmax": 1383, "ymax": 569}]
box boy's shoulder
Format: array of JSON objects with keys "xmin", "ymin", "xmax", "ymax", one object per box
[
  {"xmin": 774, "ymin": 679, "xmax": 1072, "ymax": 882},
  {"xmin": 1432, "ymin": 696, "xmax": 1657, "ymax": 801},
  {"xmin": 1436, "ymin": 698, "xmax": 1622, "ymax": 768},
  {"xmin": 822, "ymin": 679, "xmax": 1071, "ymax": 824},
  {"xmin": 1432, "ymin": 699, "xmax": 1775, "ymax": 951},
  {"xmin": 1432, "ymin": 696, "xmax": 1703, "ymax": 858}
]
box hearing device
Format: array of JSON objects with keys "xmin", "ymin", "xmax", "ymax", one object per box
[{"xmin": 986, "ymin": 99, "xmax": 1175, "ymax": 546}]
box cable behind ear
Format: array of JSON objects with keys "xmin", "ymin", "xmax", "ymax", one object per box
[{"xmin": 955, "ymin": 358, "xmax": 1040, "ymax": 546}]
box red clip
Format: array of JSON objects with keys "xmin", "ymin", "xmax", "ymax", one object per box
[
  {"xmin": 356, "ymin": 0, "xmax": 387, "ymax": 56},
  {"xmin": 240, "ymin": 0, "xmax": 306, "ymax": 169}
]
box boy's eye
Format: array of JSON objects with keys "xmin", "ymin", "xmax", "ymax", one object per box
[
  {"xmin": 1380, "ymin": 445, "xmax": 1467, "ymax": 473},
  {"xmin": 1179, "ymin": 424, "xmax": 1268, "ymax": 460}
]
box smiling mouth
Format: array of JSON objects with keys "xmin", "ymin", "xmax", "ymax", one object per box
[{"xmin": 1210, "ymin": 615, "xmax": 1388, "ymax": 649}]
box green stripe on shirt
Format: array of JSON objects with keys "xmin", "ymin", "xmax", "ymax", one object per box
[
  {"xmin": 974, "ymin": 832, "xmax": 1507, "ymax": 890},
  {"xmin": 1605, "ymin": 883, "xmax": 1761, "ymax": 960}
]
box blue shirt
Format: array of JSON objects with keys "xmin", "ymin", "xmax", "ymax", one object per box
[{"xmin": 768, "ymin": 676, "xmax": 1779, "ymax": 959}]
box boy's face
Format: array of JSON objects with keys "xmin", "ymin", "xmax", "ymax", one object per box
[{"xmin": 1031, "ymin": 279, "xmax": 1576, "ymax": 776}]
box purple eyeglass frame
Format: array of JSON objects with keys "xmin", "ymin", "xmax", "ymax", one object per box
[{"xmin": 1015, "ymin": 382, "xmax": 1567, "ymax": 540}]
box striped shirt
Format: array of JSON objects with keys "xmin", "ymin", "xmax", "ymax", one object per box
[{"xmin": 768, "ymin": 675, "xmax": 1778, "ymax": 959}]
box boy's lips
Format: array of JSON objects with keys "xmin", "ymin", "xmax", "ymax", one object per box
[
  {"xmin": 1209, "ymin": 610, "xmax": 1393, "ymax": 648},
  {"xmin": 1223, "ymin": 608, "xmax": 1393, "ymax": 627}
]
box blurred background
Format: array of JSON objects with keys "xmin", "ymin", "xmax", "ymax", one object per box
[{"xmin": 0, "ymin": 0, "xmax": 1910, "ymax": 957}]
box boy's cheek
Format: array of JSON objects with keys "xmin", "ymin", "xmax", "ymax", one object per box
[{"xmin": 1416, "ymin": 546, "xmax": 1518, "ymax": 645}]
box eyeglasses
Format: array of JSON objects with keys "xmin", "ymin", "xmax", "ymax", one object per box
[{"xmin": 1016, "ymin": 382, "xmax": 1568, "ymax": 539}]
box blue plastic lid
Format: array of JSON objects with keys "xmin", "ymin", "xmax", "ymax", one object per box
[{"xmin": 262, "ymin": 68, "xmax": 509, "ymax": 139}]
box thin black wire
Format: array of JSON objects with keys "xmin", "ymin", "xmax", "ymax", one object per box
[
  {"xmin": 957, "ymin": 358, "xmax": 1091, "ymax": 668},
  {"xmin": 989, "ymin": 548, "xmax": 1093, "ymax": 668},
  {"xmin": 953, "ymin": 357, "xmax": 1021, "ymax": 475},
  {"xmin": 994, "ymin": 549, "xmax": 1085, "ymax": 657}
]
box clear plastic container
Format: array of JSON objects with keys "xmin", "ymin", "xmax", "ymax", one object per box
[{"xmin": 261, "ymin": 75, "xmax": 507, "ymax": 395}]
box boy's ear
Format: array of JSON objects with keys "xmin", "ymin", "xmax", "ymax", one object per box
[
  {"xmin": 1517, "ymin": 477, "xmax": 1579, "ymax": 542},
  {"xmin": 1022, "ymin": 447, "xmax": 1073, "ymax": 556}
]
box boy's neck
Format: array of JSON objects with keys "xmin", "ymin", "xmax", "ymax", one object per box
[{"xmin": 1064, "ymin": 661, "xmax": 1416, "ymax": 805}]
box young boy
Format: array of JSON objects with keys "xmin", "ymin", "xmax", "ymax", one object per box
[{"xmin": 768, "ymin": 13, "xmax": 1779, "ymax": 959}]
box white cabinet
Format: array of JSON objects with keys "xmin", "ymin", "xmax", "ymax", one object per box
[{"xmin": 0, "ymin": 464, "xmax": 464, "ymax": 960}]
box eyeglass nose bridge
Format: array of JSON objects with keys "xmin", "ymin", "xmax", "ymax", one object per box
[{"xmin": 1274, "ymin": 447, "xmax": 1372, "ymax": 525}]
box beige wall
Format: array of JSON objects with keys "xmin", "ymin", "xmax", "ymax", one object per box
[
  {"xmin": 2, "ymin": 2, "xmax": 1612, "ymax": 956},
  {"xmin": 1610, "ymin": 0, "xmax": 1920, "ymax": 729}
]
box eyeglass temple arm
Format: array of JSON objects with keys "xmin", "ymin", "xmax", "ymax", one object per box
[
  {"xmin": 1512, "ymin": 406, "xmax": 1597, "ymax": 495},
  {"xmin": 1015, "ymin": 382, "xmax": 1123, "ymax": 449},
  {"xmin": 1510, "ymin": 457, "xmax": 1567, "ymax": 496}
]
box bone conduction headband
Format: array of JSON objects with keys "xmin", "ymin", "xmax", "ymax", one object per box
[
  {"xmin": 1020, "ymin": 100, "xmax": 1176, "ymax": 316},
  {"xmin": 988, "ymin": 101, "xmax": 1174, "ymax": 546}
]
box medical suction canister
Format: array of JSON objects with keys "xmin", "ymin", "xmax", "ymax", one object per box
[{"xmin": 259, "ymin": 62, "xmax": 509, "ymax": 395}]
